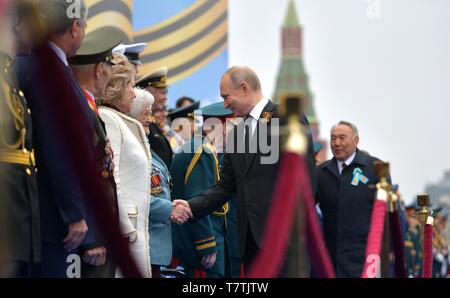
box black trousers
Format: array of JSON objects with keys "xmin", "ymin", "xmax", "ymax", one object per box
[{"xmin": 242, "ymin": 230, "xmax": 259, "ymax": 273}]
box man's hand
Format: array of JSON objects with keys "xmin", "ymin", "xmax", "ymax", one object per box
[
  {"xmin": 170, "ymin": 200, "xmax": 193, "ymax": 224},
  {"xmin": 63, "ymin": 219, "xmax": 88, "ymax": 251},
  {"xmin": 201, "ymin": 252, "xmax": 217, "ymax": 270},
  {"xmin": 83, "ymin": 246, "xmax": 107, "ymax": 267}
]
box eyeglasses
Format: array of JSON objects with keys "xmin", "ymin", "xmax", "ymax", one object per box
[{"xmin": 141, "ymin": 110, "xmax": 151, "ymax": 117}]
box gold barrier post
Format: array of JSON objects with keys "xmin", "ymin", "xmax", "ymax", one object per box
[{"xmin": 415, "ymin": 194, "xmax": 431, "ymax": 254}]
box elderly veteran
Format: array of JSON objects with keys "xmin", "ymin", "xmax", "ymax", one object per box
[
  {"xmin": 69, "ymin": 26, "xmax": 123, "ymax": 278},
  {"xmin": 130, "ymin": 88, "xmax": 176, "ymax": 278},
  {"xmin": 135, "ymin": 66, "xmax": 173, "ymax": 167},
  {"xmin": 98, "ymin": 54, "xmax": 152, "ymax": 277}
]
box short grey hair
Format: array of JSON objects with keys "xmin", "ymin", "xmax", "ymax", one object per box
[
  {"xmin": 331, "ymin": 121, "xmax": 359, "ymax": 138},
  {"xmin": 225, "ymin": 65, "xmax": 262, "ymax": 92},
  {"xmin": 129, "ymin": 87, "xmax": 154, "ymax": 120},
  {"xmin": 39, "ymin": 0, "xmax": 88, "ymax": 35}
]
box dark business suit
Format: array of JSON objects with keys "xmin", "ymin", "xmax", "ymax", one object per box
[
  {"xmin": 15, "ymin": 45, "xmax": 96, "ymax": 277},
  {"xmin": 316, "ymin": 149, "xmax": 386, "ymax": 277},
  {"xmin": 77, "ymin": 103, "xmax": 118, "ymax": 278},
  {"xmin": 188, "ymin": 100, "xmax": 316, "ymax": 271}
]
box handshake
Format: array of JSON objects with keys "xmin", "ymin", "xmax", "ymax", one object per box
[{"xmin": 170, "ymin": 200, "xmax": 194, "ymax": 225}]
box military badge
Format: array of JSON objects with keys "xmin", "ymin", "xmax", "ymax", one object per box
[
  {"xmin": 102, "ymin": 140, "xmax": 115, "ymax": 179},
  {"xmin": 151, "ymin": 168, "xmax": 163, "ymax": 195}
]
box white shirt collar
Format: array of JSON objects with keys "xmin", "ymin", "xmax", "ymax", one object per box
[
  {"xmin": 337, "ymin": 150, "xmax": 357, "ymax": 174},
  {"xmin": 248, "ymin": 97, "xmax": 269, "ymax": 121},
  {"xmin": 49, "ymin": 41, "xmax": 68, "ymax": 67}
]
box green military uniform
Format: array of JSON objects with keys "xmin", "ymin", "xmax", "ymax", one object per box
[
  {"xmin": 197, "ymin": 102, "xmax": 242, "ymax": 278},
  {"xmin": 200, "ymin": 102, "xmax": 241, "ymax": 277},
  {"xmin": 0, "ymin": 52, "xmax": 40, "ymax": 277},
  {"xmin": 170, "ymin": 138, "xmax": 228, "ymax": 277},
  {"xmin": 169, "ymin": 102, "xmax": 237, "ymax": 277},
  {"xmin": 69, "ymin": 27, "xmax": 124, "ymax": 278}
]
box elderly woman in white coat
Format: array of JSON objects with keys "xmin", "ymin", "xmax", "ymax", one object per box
[
  {"xmin": 130, "ymin": 88, "xmax": 174, "ymax": 278},
  {"xmin": 98, "ymin": 54, "xmax": 152, "ymax": 277}
]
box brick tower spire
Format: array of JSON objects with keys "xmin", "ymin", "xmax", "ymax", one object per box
[{"xmin": 273, "ymin": 1, "xmax": 327, "ymax": 162}]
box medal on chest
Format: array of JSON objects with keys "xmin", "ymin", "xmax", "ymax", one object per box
[
  {"xmin": 151, "ymin": 168, "xmax": 163, "ymax": 195},
  {"xmin": 102, "ymin": 139, "xmax": 115, "ymax": 179}
]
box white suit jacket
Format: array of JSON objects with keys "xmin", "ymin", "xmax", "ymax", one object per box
[{"xmin": 99, "ymin": 106, "xmax": 152, "ymax": 278}]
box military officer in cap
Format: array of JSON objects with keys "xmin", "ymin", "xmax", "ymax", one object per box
[
  {"xmin": 170, "ymin": 101, "xmax": 235, "ymax": 278},
  {"xmin": 168, "ymin": 100, "xmax": 200, "ymax": 145},
  {"xmin": 153, "ymin": 102, "xmax": 185, "ymax": 153},
  {"xmin": 136, "ymin": 67, "xmax": 173, "ymax": 167},
  {"xmin": 113, "ymin": 42, "xmax": 147, "ymax": 76},
  {"xmin": 198, "ymin": 102, "xmax": 241, "ymax": 277},
  {"xmin": 68, "ymin": 27, "xmax": 123, "ymax": 278}
]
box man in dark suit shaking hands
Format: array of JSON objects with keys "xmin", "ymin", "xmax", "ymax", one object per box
[{"xmin": 172, "ymin": 66, "xmax": 315, "ymax": 273}]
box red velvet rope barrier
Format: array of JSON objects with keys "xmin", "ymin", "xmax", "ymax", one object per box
[
  {"xmin": 388, "ymin": 211, "xmax": 407, "ymax": 278},
  {"xmin": 247, "ymin": 153, "xmax": 336, "ymax": 278},
  {"xmin": 422, "ymin": 222, "xmax": 433, "ymax": 278},
  {"xmin": 299, "ymin": 157, "xmax": 336, "ymax": 278},
  {"xmin": 246, "ymin": 152, "xmax": 302, "ymax": 278},
  {"xmin": 361, "ymin": 198, "xmax": 387, "ymax": 278}
]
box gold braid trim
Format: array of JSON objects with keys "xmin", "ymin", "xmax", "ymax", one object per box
[
  {"xmin": 184, "ymin": 142, "xmax": 229, "ymax": 217},
  {"xmin": 0, "ymin": 78, "xmax": 26, "ymax": 150},
  {"xmin": 196, "ymin": 242, "xmax": 216, "ymax": 251},
  {"xmin": 0, "ymin": 148, "xmax": 35, "ymax": 166},
  {"xmin": 194, "ymin": 236, "xmax": 215, "ymax": 244}
]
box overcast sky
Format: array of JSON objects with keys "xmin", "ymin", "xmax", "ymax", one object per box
[{"xmin": 228, "ymin": 0, "xmax": 450, "ymax": 204}]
